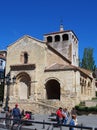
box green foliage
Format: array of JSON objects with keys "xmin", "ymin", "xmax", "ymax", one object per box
[
  {"xmin": 88, "ymin": 106, "xmax": 97, "ymax": 111},
  {"xmin": 75, "ymin": 105, "xmax": 97, "ymax": 112},
  {"xmin": 75, "ymin": 105, "xmax": 79, "ymax": 110},
  {"xmin": 79, "ymin": 101, "xmax": 85, "ymax": 106},
  {"xmin": 92, "ymin": 97, "xmax": 97, "ymax": 100},
  {"xmin": 80, "ymin": 48, "xmax": 96, "ymax": 71},
  {"xmin": 75, "ymin": 105, "xmax": 87, "ymax": 111}
]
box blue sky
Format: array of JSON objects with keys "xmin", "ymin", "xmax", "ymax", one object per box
[{"xmin": 0, "ymin": 0, "xmax": 97, "ymax": 65}]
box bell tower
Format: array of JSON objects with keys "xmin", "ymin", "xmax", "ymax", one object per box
[{"xmin": 44, "ymin": 25, "xmax": 79, "ymax": 66}]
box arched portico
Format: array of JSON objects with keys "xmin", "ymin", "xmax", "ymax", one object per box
[
  {"xmin": 45, "ymin": 79, "xmax": 60, "ymax": 100},
  {"xmin": 15, "ymin": 72, "xmax": 31, "ymax": 99}
]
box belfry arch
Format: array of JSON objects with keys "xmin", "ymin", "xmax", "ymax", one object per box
[
  {"xmin": 16, "ymin": 72, "xmax": 31, "ymax": 99},
  {"xmin": 45, "ymin": 79, "xmax": 60, "ymax": 100}
]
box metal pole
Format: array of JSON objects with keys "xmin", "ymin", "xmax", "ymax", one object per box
[
  {"xmin": 81, "ymin": 123, "xmax": 83, "ymax": 130},
  {"xmin": 51, "ymin": 124, "xmax": 54, "ymax": 130},
  {"xmin": 42, "ymin": 120, "xmax": 45, "ymax": 129},
  {"xmin": 60, "ymin": 125, "xmax": 62, "ymax": 130},
  {"xmin": 4, "ymin": 74, "xmax": 16, "ymax": 112},
  {"xmin": 5, "ymin": 83, "xmax": 9, "ymax": 111}
]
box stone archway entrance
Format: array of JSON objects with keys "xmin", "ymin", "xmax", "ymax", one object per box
[
  {"xmin": 16, "ymin": 72, "xmax": 31, "ymax": 99},
  {"xmin": 45, "ymin": 79, "xmax": 60, "ymax": 100},
  {"xmin": 18, "ymin": 82, "xmax": 27, "ymax": 99}
]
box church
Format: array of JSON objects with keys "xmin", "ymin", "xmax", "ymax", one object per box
[{"xmin": 4, "ymin": 25, "xmax": 96, "ymax": 113}]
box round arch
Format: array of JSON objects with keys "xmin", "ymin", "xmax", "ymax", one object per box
[
  {"xmin": 16, "ymin": 72, "xmax": 31, "ymax": 99},
  {"xmin": 45, "ymin": 79, "xmax": 60, "ymax": 100}
]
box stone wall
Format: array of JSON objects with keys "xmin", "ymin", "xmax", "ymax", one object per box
[{"xmin": 85, "ymin": 100, "xmax": 97, "ymax": 107}]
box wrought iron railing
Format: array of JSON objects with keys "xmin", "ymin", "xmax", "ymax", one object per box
[{"xmin": 0, "ymin": 117, "xmax": 95, "ymax": 130}]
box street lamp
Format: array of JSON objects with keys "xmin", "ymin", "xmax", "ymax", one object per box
[
  {"xmin": 0, "ymin": 78, "xmax": 4, "ymax": 105},
  {"xmin": 4, "ymin": 73, "xmax": 16, "ymax": 111}
]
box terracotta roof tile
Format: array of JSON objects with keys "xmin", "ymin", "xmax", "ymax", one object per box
[
  {"xmin": 45, "ymin": 63, "xmax": 76, "ymax": 71},
  {"xmin": 45, "ymin": 63, "xmax": 92, "ymax": 79}
]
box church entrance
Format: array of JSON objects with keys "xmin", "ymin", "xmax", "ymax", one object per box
[
  {"xmin": 16, "ymin": 72, "xmax": 31, "ymax": 99},
  {"xmin": 45, "ymin": 79, "xmax": 60, "ymax": 100}
]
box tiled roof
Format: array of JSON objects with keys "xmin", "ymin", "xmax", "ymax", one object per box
[
  {"xmin": 45, "ymin": 63, "xmax": 92, "ymax": 79},
  {"xmin": 44, "ymin": 30, "xmax": 79, "ymax": 41},
  {"xmin": 45, "ymin": 63, "xmax": 75, "ymax": 71},
  {"xmin": 8, "ymin": 35, "xmax": 46, "ymax": 48},
  {"xmin": 94, "ymin": 69, "xmax": 97, "ymax": 78},
  {"xmin": 77, "ymin": 67, "xmax": 92, "ymax": 77}
]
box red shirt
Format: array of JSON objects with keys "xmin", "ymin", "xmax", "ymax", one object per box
[
  {"xmin": 56, "ymin": 109, "xmax": 63, "ymax": 118},
  {"xmin": 25, "ymin": 113, "xmax": 30, "ymax": 119}
]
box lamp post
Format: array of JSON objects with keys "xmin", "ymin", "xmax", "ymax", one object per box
[
  {"xmin": 0, "ymin": 78, "xmax": 4, "ymax": 105},
  {"xmin": 4, "ymin": 74, "xmax": 16, "ymax": 111}
]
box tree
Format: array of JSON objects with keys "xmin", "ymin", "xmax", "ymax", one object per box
[{"xmin": 80, "ymin": 48, "xmax": 96, "ymax": 71}]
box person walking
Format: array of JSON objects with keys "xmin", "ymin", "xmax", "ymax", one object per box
[
  {"xmin": 62, "ymin": 108, "xmax": 69, "ymax": 125},
  {"xmin": 5, "ymin": 107, "xmax": 12, "ymax": 128},
  {"xmin": 56, "ymin": 107, "xmax": 63, "ymax": 125},
  {"xmin": 12, "ymin": 104, "xmax": 21, "ymax": 126},
  {"xmin": 71, "ymin": 108, "xmax": 77, "ymax": 116}
]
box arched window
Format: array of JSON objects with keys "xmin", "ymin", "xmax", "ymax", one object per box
[
  {"xmin": 55, "ymin": 35, "xmax": 60, "ymax": 42},
  {"xmin": 47, "ymin": 36, "xmax": 52, "ymax": 43},
  {"xmin": 62, "ymin": 34, "xmax": 69, "ymax": 41},
  {"xmin": 88, "ymin": 81, "xmax": 91, "ymax": 87}
]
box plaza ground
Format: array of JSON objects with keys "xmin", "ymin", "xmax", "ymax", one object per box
[{"xmin": 0, "ymin": 113, "xmax": 97, "ymax": 130}]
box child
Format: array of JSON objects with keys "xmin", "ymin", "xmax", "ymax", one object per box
[
  {"xmin": 69, "ymin": 114, "xmax": 78, "ymax": 130},
  {"xmin": 22, "ymin": 111, "xmax": 30, "ymax": 120}
]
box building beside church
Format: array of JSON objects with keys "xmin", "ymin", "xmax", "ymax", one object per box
[
  {"xmin": 0, "ymin": 51, "xmax": 6, "ymax": 79},
  {"xmin": 0, "ymin": 50, "xmax": 6, "ymax": 101},
  {"xmin": 94, "ymin": 69, "xmax": 97, "ymax": 91},
  {"xmin": 4, "ymin": 26, "xmax": 96, "ymax": 113}
]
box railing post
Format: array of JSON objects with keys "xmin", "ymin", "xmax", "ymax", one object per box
[
  {"xmin": 42, "ymin": 120, "xmax": 45, "ymax": 129},
  {"xmin": 51, "ymin": 124, "xmax": 54, "ymax": 130},
  {"xmin": 81, "ymin": 123, "xmax": 83, "ymax": 130},
  {"xmin": 60, "ymin": 125, "xmax": 62, "ymax": 130},
  {"xmin": 93, "ymin": 127, "xmax": 96, "ymax": 130},
  {"xmin": 47, "ymin": 125, "xmax": 50, "ymax": 130}
]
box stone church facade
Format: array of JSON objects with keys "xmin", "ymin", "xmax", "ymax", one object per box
[{"xmin": 4, "ymin": 26, "xmax": 96, "ymax": 114}]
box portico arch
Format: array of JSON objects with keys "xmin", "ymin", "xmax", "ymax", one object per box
[
  {"xmin": 16, "ymin": 72, "xmax": 31, "ymax": 99},
  {"xmin": 45, "ymin": 79, "xmax": 60, "ymax": 100}
]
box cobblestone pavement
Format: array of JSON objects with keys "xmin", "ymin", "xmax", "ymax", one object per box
[{"xmin": 0, "ymin": 114, "xmax": 97, "ymax": 130}]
